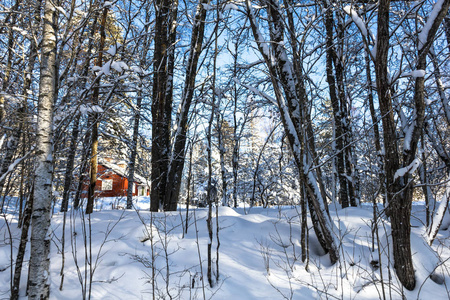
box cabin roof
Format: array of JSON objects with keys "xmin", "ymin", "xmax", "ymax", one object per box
[{"xmin": 98, "ymin": 159, "xmax": 149, "ymax": 186}]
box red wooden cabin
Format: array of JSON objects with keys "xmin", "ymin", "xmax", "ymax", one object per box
[{"xmin": 83, "ymin": 159, "xmax": 150, "ymax": 198}]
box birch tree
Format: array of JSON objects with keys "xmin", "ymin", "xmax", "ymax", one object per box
[{"xmin": 28, "ymin": 0, "xmax": 59, "ymax": 297}]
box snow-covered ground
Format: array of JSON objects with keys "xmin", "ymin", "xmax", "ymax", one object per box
[{"xmin": 1, "ymin": 198, "xmax": 449, "ymax": 299}]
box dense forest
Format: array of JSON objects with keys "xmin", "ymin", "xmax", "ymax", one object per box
[{"xmin": 0, "ymin": 0, "xmax": 449, "ymax": 298}]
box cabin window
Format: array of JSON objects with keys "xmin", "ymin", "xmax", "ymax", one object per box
[
  {"xmin": 102, "ymin": 179, "xmax": 113, "ymax": 191},
  {"xmin": 139, "ymin": 186, "xmax": 146, "ymax": 196}
]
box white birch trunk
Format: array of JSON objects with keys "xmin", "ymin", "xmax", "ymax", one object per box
[{"xmin": 28, "ymin": 0, "xmax": 58, "ymax": 298}]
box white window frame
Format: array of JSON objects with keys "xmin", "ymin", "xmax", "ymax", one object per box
[{"xmin": 102, "ymin": 179, "xmax": 113, "ymax": 191}]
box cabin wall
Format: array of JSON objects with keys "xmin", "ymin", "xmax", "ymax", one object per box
[{"xmin": 82, "ymin": 164, "xmax": 139, "ymax": 197}]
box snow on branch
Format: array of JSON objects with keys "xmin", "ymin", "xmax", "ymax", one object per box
[
  {"xmin": 223, "ymin": 2, "xmax": 239, "ymax": 10},
  {"xmin": 103, "ymin": 1, "xmax": 116, "ymax": 8},
  {"xmin": 343, "ymin": 6, "xmax": 367, "ymax": 37},
  {"xmin": 393, "ymin": 158, "xmax": 421, "ymax": 181},
  {"xmin": 245, "ymin": 0, "xmax": 274, "ymax": 66},
  {"xmin": 55, "ymin": 6, "xmax": 68, "ymax": 19},
  {"xmin": 107, "ymin": 45, "xmax": 117, "ymax": 56},
  {"xmin": 402, "ymin": 70, "xmax": 426, "ymax": 77},
  {"xmin": 201, "ymin": 3, "xmax": 213, "ymax": 10},
  {"xmin": 0, "ymin": 134, "xmax": 5, "ymax": 150},
  {"xmin": 233, "ymin": 78, "xmax": 277, "ymax": 106},
  {"xmin": 403, "ymin": 118, "xmax": 415, "ymax": 151},
  {"xmin": 418, "ymin": 0, "xmax": 446, "ymax": 50},
  {"xmin": 0, "ymin": 149, "xmax": 34, "ymax": 184}
]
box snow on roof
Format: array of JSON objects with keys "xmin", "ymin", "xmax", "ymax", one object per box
[{"xmin": 98, "ymin": 159, "xmax": 150, "ymax": 186}]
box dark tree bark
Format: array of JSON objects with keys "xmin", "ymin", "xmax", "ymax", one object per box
[
  {"xmin": 246, "ymin": 0, "xmax": 339, "ymax": 264},
  {"xmin": 207, "ymin": 3, "xmax": 221, "ymax": 287},
  {"xmin": 163, "ymin": 0, "xmax": 208, "ymax": 211},
  {"xmin": 0, "ymin": 0, "xmax": 25, "ymax": 205},
  {"xmin": 150, "ymin": 0, "xmax": 177, "ymax": 211},
  {"xmin": 127, "ymin": 5, "xmax": 152, "ymax": 209},
  {"xmin": 0, "ymin": 112, "xmax": 22, "ymax": 211},
  {"xmin": 335, "ymin": 13, "xmax": 357, "ymax": 207},
  {"xmin": 11, "ymin": 185, "xmax": 34, "ymax": 300},
  {"xmin": 322, "ymin": 2, "xmax": 350, "ymax": 208},
  {"xmin": 229, "ymin": 26, "xmax": 248, "ymax": 208},
  {"xmin": 61, "ymin": 12, "xmax": 95, "ymax": 213},
  {"xmin": 232, "ymin": 83, "xmax": 240, "ymax": 208},
  {"xmin": 126, "ymin": 91, "xmax": 142, "ymax": 209},
  {"xmin": 444, "ymin": 12, "xmax": 450, "ymax": 53},
  {"xmin": 375, "ymin": 0, "xmax": 450, "ymax": 290},
  {"xmin": 217, "ymin": 112, "xmax": 228, "ymax": 207},
  {"xmin": 73, "ymin": 132, "xmax": 92, "ymax": 210},
  {"xmin": 206, "ymin": 92, "xmax": 215, "ymax": 288},
  {"xmin": 300, "ymin": 183, "xmax": 309, "ymax": 266},
  {"xmin": 363, "ymin": 38, "xmax": 386, "ymax": 205},
  {"xmin": 87, "ymin": 6, "xmax": 108, "ymax": 214},
  {"xmin": 0, "ymin": 0, "xmax": 20, "ymax": 126},
  {"xmin": 375, "ymin": 0, "xmax": 415, "ymax": 290},
  {"xmin": 428, "ymin": 48, "xmax": 450, "ymax": 125},
  {"xmin": 285, "ymin": 0, "xmax": 329, "ymax": 211},
  {"xmin": 184, "ymin": 139, "xmax": 194, "ymax": 234}
]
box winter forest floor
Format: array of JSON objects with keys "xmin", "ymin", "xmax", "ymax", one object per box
[{"xmin": 1, "ymin": 198, "xmax": 450, "ymax": 299}]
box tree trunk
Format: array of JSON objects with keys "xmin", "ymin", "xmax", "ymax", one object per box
[
  {"xmin": 0, "ymin": 112, "xmax": 22, "ymax": 209},
  {"xmin": 127, "ymin": 6, "xmax": 152, "ymax": 209},
  {"xmin": 61, "ymin": 115, "xmax": 80, "ymax": 212},
  {"xmin": 335, "ymin": 13, "xmax": 357, "ymax": 207},
  {"xmin": 375, "ymin": 0, "xmax": 415, "ymax": 290},
  {"xmin": 61, "ymin": 12, "xmax": 96, "ymax": 213},
  {"xmin": 0, "ymin": 0, "xmax": 20, "ymax": 126},
  {"xmin": 429, "ymin": 48, "xmax": 450, "ymax": 125},
  {"xmin": 246, "ymin": 0, "xmax": 339, "ymax": 264},
  {"xmin": 427, "ymin": 177, "xmax": 450, "ymax": 245},
  {"xmin": 217, "ymin": 113, "xmax": 228, "ymax": 206},
  {"xmin": 87, "ymin": 6, "xmax": 108, "ymax": 214},
  {"xmin": 126, "ymin": 90, "xmax": 142, "ymax": 209},
  {"xmin": 164, "ymin": 0, "xmax": 207, "ymax": 211},
  {"xmin": 286, "ymin": 0, "xmax": 329, "ymax": 211},
  {"xmin": 444, "ymin": 12, "xmax": 450, "ymax": 53},
  {"xmin": 230, "ymin": 32, "xmax": 243, "ymax": 208},
  {"xmin": 419, "ymin": 134, "xmax": 433, "ymax": 228},
  {"xmin": 151, "ymin": 0, "xmax": 176, "ymax": 211},
  {"xmin": 374, "ymin": 0, "xmax": 449, "ymax": 290},
  {"xmin": 206, "ymin": 113, "xmax": 214, "ymax": 287},
  {"xmin": 11, "ymin": 185, "xmax": 34, "ymax": 300},
  {"xmin": 364, "ymin": 42, "xmax": 385, "ymax": 205},
  {"xmin": 73, "ymin": 131, "xmax": 92, "ymax": 210},
  {"xmin": 28, "ymin": 0, "xmax": 58, "ymax": 297},
  {"xmin": 322, "ymin": 2, "xmax": 350, "ymax": 207},
  {"xmin": 300, "ymin": 183, "xmax": 308, "ymax": 266},
  {"xmin": 206, "ymin": 84, "xmax": 215, "ymax": 289},
  {"xmin": 185, "ymin": 139, "xmax": 194, "ymax": 234},
  {"xmin": 161, "ymin": 0, "xmax": 179, "ymax": 211},
  {"xmin": 0, "ymin": 0, "xmax": 25, "ymax": 205}
]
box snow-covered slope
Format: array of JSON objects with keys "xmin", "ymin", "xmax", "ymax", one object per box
[{"xmin": 1, "ymin": 200, "xmax": 449, "ymax": 299}]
